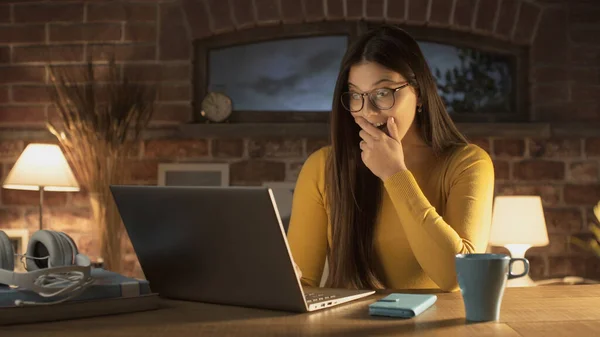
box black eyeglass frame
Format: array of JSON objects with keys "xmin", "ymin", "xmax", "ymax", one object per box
[{"xmin": 340, "ymin": 83, "xmax": 410, "ymax": 112}]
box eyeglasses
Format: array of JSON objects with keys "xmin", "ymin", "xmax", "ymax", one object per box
[{"xmin": 340, "ymin": 83, "xmax": 410, "ymax": 112}]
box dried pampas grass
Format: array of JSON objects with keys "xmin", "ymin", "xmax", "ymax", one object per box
[{"xmin": 46, "ymin": 56, "xmax": 155, "ymax": 273}]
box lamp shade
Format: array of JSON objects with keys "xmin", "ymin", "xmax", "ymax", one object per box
[
  {"xmin": 2, "ymin": 143, "xmax": 80, "ymax": 192},
  {"xmin": 489, "ymin": 195, "xmax": 549, "ymax": 247}
]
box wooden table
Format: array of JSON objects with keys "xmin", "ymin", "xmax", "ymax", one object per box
[{"xmin": 5, "ymin": 285, "xmax": 600, "ymax": 336}]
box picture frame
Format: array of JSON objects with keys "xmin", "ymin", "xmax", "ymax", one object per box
[
  {"xmin": 4, "ymin": 229, "xmax": 29, "ymax": 272},
  {"xmin": 157, "ymin": 163, "xmax": 229, "ymax": 187}
]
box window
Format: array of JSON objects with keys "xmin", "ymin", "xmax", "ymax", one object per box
[
  {"xmin": 195, "ymin": 22, "xmax": 358, "ymax": 123},
  {"xmin": 402, "ymin": 25, "xmax": 528, "ymax": 122},
  {"xmin": 420, "ymin": 42, "xmax": 514, "ymax": 115},
  {"xmin": 194, "ymin": 23, "xmax": 528, "ymax": 123},
  {"xmin": 208, "ymin": 36, "xmax": 348, "ymax": 112}
]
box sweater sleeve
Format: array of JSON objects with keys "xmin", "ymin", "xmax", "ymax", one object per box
[
  {"xmin": 382, "ymin": 145, "xmax": 495, "ymax": 292},
  {"xmin": 286, "ymin": 148, "xmax": 329, "ymax": 287}
]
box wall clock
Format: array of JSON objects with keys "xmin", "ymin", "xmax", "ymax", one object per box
[{"xmin": 200, "ymin": 92, "xmax": 232, "ymax": 123}]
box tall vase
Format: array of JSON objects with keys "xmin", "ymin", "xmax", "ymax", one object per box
[{"xmin": 89, "ymin": 191, "xmax": 123, "ymax": 273}]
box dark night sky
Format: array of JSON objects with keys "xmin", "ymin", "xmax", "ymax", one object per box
[
  {"xmin": 209, "ymin": 36, "xmax": 347, "ymax": 111},
  {"xmin": 208, "ymin": 36, "xmax": 507, "ymax": 111}
]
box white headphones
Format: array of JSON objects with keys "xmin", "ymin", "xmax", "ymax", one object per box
[{"xmin": 0, "ymin": 229, "xmax": 94, "ymax": 306}]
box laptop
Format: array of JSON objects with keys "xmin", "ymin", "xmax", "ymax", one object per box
[{"xmin": 110, "ymin": 185, "xmax": 375, "ymax": 312}]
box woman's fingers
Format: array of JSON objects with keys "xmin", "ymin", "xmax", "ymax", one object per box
[
  {"xmin": 360, "ymin": 140, "xmax": 367, "ymax": 151},
  {"xmin": 359, "ymin": 130, "xmax": 375, "ymax": 143},
  {"xmin": 355, "ymin": 116, "xmax": 385, "ymax": 140}
]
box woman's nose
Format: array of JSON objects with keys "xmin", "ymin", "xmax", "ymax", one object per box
[{"xmin": 361, "ymin": 102, "xmax": 379, "ymax": 117}]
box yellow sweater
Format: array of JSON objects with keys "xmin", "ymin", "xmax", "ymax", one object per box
[{"xmin": 286, "ymin": 144, "xmax": 495, "ymax": 292}]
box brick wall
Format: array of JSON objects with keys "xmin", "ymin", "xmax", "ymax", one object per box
[
  {"xmin": 0, "ymin": 0, "xmax": 599, "ymax": 281},
  {"xmin": 480, "ymin": 136, "xmax": 600, "ymax": 280}
]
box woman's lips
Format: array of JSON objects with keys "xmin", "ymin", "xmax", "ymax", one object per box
[{"xmin": 376, "ymin": 123, "xmax": 389, "ymax": 135}]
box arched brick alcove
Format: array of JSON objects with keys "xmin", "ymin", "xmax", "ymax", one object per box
[
  {"xmin": 180, "ymin": 0, "xmax": 542, "ymax": 45},
  {"xmin": 182, "ymin": 0, "xmax": 542, "ymax": 44},
  {"xmin": 156, "ymin": 0, "xmax": 578, "ymax": 122}
]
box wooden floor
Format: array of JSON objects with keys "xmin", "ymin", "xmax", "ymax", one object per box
[{"xmin": 4, "ymin": 284, "xmax": 600, "ymax": 336}]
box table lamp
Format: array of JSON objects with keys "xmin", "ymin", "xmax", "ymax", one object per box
[
  {"xmin": 489, "ymin": 195, "xmax": 549, "ymax": 287},
  {"xmin": 2, "ymin": 143, "xmax": 80, "ymax": 230}
]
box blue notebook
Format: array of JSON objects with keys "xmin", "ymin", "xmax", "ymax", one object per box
[
  {"xmin": 369, "ymin": 293, "xmax": 437, "ymax": 318},
  {"xmin": 0, "ymin": 268, "xmax": 152, "ymax": 308}
]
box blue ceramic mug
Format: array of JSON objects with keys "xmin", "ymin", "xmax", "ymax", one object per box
[{"xmin": 455, "ymin": 253, "xmax": 529, "ymax": 322}]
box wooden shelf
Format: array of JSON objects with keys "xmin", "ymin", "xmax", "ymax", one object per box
[
  {"xmin": 178, "ymin": 122, "xmax": 599, "ymax": 139},
  {"xmin": 1, "ymin": 122, "xmax": 597, "ymax": 141},
  {"xmin": 179, "ymin": 122, "xmax": 331, "ymax": 138}
]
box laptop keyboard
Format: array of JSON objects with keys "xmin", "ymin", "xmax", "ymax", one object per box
[{"xmin": 305, "ymin": 292, "xmax": 337, "ymax": 304}]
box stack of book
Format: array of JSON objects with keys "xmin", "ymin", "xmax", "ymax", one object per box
[{"xmin": 0, "ymin": 268, "xmax": 160, "ymax": 325}]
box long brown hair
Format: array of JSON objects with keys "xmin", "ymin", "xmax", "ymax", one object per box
[{"xmin": 325, "ymin": 24, "xmax": 468, "ymax": 289}]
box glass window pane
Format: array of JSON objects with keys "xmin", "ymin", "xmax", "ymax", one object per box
[
  {"xmin": 208, "ymin": 36, "xmax": 348, "ymax": 112},
  {"xmin": 419, "ymin": 41, "xmax": 514, "ymax": 114}
]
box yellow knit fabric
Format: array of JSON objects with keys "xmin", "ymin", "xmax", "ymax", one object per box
[{"xmin": 286, "ymin": 144, "xmax": 495, "ymax": 292}]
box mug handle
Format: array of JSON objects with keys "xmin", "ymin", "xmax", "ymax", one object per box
[{"xmin": 508, "ymin": 258, "xmax": 530, "ymax": 279}]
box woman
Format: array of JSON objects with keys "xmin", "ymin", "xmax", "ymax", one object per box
[{"xmin": 286, "ymin": 24, "xmax": 495, "ymax": 292}]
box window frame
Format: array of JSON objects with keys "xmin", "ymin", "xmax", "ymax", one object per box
[
  {"xmin": 193, "ymin": 21, "xmax": 530, "ymax": 124},
  {"xmin": 393, "ymin": 24, "xmax": 530, "ymax": 123},
  {"xmin": 194, "ymin": 21, "xmax": 360, "ymax": 123}
]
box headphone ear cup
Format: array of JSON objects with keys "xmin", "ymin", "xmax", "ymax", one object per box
[
  {"xmin": 0, "ymin": 231, "xmax": 15, "ymax": 271},
  {"xmin": 26, "ymin": 230, "xmax": 71, "ymax": 271},
  {"xmin": 57, "ymin": 232, "xmax": 91, "ymax": 267},
  {"xmin": 56, "ymin": 232, "xmax": 78, "ymax": 264}
]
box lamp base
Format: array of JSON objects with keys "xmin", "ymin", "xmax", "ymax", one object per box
[{"xmin": 504, "ymin": 244, "xmax": 537, "ymax": 288}]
